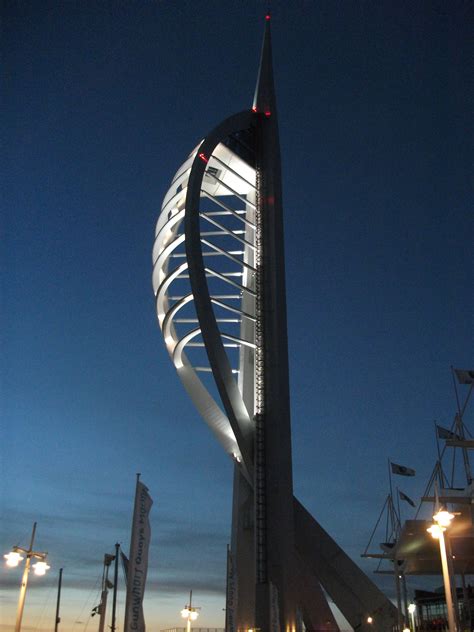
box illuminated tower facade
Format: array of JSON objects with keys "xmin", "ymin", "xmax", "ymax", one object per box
[{"xmin": 153, "ymin": 17, "xmax": 397, "ymax": 632}]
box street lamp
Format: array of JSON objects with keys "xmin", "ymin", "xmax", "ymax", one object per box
[
  {"xmin": 4, "ymin": 523, "xmax": 50, "ymax": 632},
  {"xmin": 408, "ymin": 602, "xmax": 416, "ymax": 631},
  {"xmin": 180, "ymin": 590, "xmax": 200, "ymax": 632},
  {"xmin": 427, "ymin": 510, "xmax": 456, "ymax": 632}
]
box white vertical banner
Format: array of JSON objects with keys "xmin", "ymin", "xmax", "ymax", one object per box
[
  {"xmin": 124, "ymin": 479, "xmax": 153, "ymax": 632},
  {"xmin": 225, "ymin": 545, "xmax": 237, "ymax": 632}
]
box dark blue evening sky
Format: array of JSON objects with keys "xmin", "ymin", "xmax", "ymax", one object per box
[{"xmin": 1, "ymin": 1, "xmax": 472, "ymax": 630}]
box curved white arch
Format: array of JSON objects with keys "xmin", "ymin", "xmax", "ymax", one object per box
[{"xmin": 153, "ymin": 124, "xmax": 257, "ymax": 472}]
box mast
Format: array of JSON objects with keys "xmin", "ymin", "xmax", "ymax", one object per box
[
  {"xmin": 111, "ymin": 543, "xmax": 120, "ymax": 632},
  {"xmin": 54, "ymin": 568, "xmax": 63, "ymax": 632},
  {"xmin": 97, "ymin": 554, "xmax": 114, "ymax": 632}
]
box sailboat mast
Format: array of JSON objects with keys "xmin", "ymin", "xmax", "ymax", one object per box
[
  {"xmin": 98, "ymin": 555, "xmax": 112, "ymax": 632},
  {"xmin": 111, "ymin": 543, "xmax": 120, "ymax": 632}
]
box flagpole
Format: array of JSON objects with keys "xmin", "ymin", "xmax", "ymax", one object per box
[
  {"xmin": 434, "ymin": 420, "xmax": 443, "ymax": 464},
  {"xmin": 54, "ymin": 568, "xmax": 63, "ymax": 632},
  {"xmin": 396, "ymin": 486, "xmax": 402, "ymax": 527},
  {"xmin": 98, "ymin": 558, "xmax": 112, "ymax": 632},
  {"xmin": 388, "ymin": 459, "xmax": 394, "ymax": 507},
  {"xmin": 111, "ymin": 543, "xmax": 120, "ymax": 632}
]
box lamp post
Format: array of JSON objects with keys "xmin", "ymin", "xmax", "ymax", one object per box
[
  {"xmin": 180, "ymin": 590, "xmax": 200, "ymax": 632},
  {"xmin": 427, "ymin": 510, "xmax": 456, "ymax": 632},
  {"xmin": 4, "ymin": 523, "xmax": 50, "ymax": 632},
  {"xmin": 408, "ymin": 603, "xmax": 416, "ymax": 631}
]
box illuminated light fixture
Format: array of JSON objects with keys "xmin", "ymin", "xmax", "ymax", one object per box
[
  {"xmin": 4, "ymin": 551, "xmax": 24, "ymax": 567},
  {"xmin": 180, "ymin": 591, "xmax": 200, "ymax": 632},
  {"xmin": 265, "ymin": 14, "xmax": 271, "ymax": 20},
  {"xmin": 232, "ymin": 452, "xmax": 242, "ymax": 463},
  {"xmin": 367, "ymin": 616, "xmax": 373, "ymax": 624},
  {"xmin": 4, "ymin": 523, "xmax": 50, "ymax": 632},
  {"xmin": 427, "ymin": 524, "xmax": 444, "ymax": 539},
  {"xmin": 252, "ymin": 106, "xmax": 257, "ymax": 112},
  {"xmin": 433, "ymin": 510, "xmax": 454, "ymax": 528},
  {"xmin": 427, "ymin": 508, "xmax": 456, "ymax": 631},
  {"xmin": 32, "ymin": 561, "xmax": 50, "ymax": 576},
  {"xmin": 408, "ymin": 602, "xmax": 416, "ymax": 631},
  {"xmin": 264, "ymin": 111, "xmax": 271, "ymax": 117},
  {"xmin": 198, "ymin": 153, "xmax": 208, "ymax": 163},
  {"xmin": 403, "ymin": 628, "xmax": 410, "ymax": 632}
]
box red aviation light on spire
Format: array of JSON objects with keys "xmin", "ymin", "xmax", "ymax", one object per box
[
  {"xmin": 264, "ymin": 111, "xmax": 271, "ymax": 117},
  {"xmin": 265, "ymin": 13, "xmax": 271, "ymax": 21},
  {"xmin": 198, "ymin": 152, "xmax": 208, "ymax": 163}
]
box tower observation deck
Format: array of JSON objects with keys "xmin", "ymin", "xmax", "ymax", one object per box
[{"xmin": 153, "ymin": 17, "xmax": 398, "ymax": 632}]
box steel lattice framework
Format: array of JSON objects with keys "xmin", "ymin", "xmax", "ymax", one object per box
[{"xmin": 153, "ymin": 17, "xmax": 398, "ymax": 632}]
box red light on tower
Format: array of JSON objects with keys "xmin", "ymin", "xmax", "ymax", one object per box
[
  {"xmin": 252, "ymin": 105, "xmax": 257, "ymax": 113},
  {"xmin": 265, "ymin": 14, "xmax": 271, "ymax": 21},
  {"xmin": 264, "ymin": 111, "xmax": 271, "ymax": 118},
  {"xmin": 198, "ymin": 152, "xmax": 208, "ymax": 163}
]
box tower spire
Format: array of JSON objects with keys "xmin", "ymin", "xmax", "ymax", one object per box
[{"xmin": 253, "ymin": 14, "xmax": 276, "ymax": 116}]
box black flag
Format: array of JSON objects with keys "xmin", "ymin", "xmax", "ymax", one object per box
[
  {"xmin": 391, "ymin": 462, "xmax": 415, "ymax": 477},
  {"xmin": 399, "ymin": 490, "xmax": 416, "ymax": 508}
]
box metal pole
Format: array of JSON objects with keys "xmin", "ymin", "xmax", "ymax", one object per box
[
  {"xmin": 15, "ymin": 522, "xmax": 37, "ymax": 632},
  {"xmin": 445, "ymin": 534, "xmax": 461, "ymax": 630},
  {"xmin": 187, "ymin": 590, "xmax": 193, "ymax": 632},
  {"xmin": 394, "ymin": 563, "xmax": 403, "ymax": 632},
  {"xmin": 438, "ymin": 530, "xmax": 456, "ymax": 632},
  {"xmin": 98, "ymin": 561, "xmax": 110, "ymax": 632},
  {"xmin": 111, "ymin": 544, "xmax": 119, "ymax": 632},
  {"xmin": 54, "ymin": 568, "xmax": 63, "ymax": 632},
  {"xmin": 401, "ymin": 572, "xmax": 409, "ymax": 627}
]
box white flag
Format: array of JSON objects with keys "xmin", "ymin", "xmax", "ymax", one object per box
[{"xmin": 124, "ymin": 481, "xmax": 153, "ymax": 632}]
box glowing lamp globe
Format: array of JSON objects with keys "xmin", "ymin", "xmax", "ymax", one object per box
[
  {"xmin": 433, "ymin": 510, "xmax": 454, "ymax": 528},
  {"xmin": 4, "ymin": 551, "xmax": 24, "ymax": 567},
  {"xmin": 32, "ymin": 561, "xmax": 50, "ymax": 576},
  {"xmin": 427, "ymin": 524, "xmax": 444, "ymax": 539}
]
